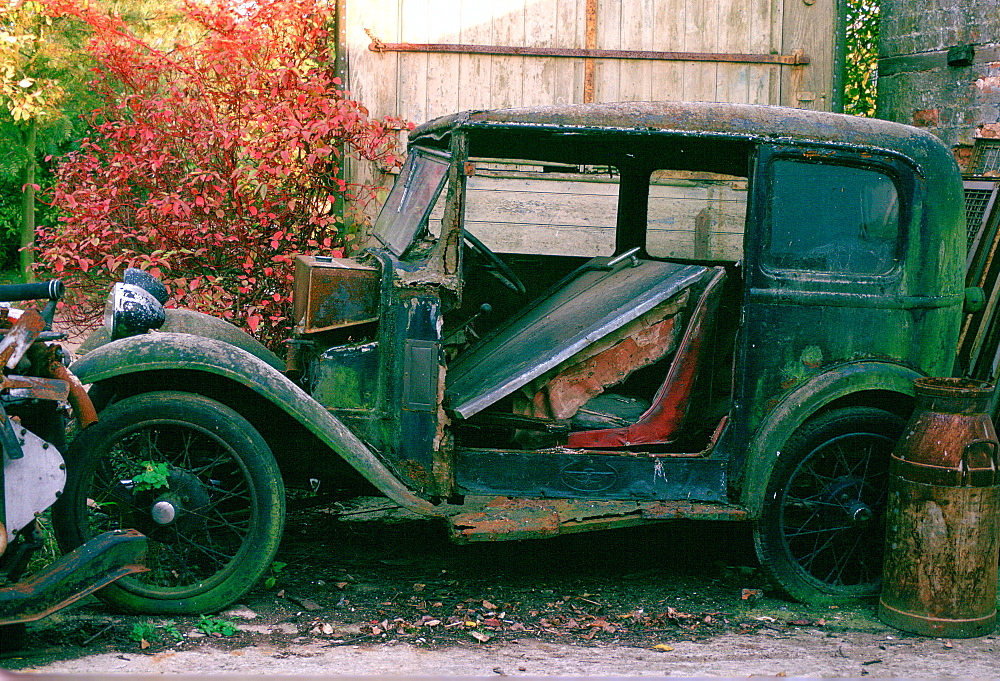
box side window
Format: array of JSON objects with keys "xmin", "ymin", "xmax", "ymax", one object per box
[
  {"xmin": 646, "ymin": 170, "xmax": 747, "ymax": 261},
  {"xmin": 766, "ymin": 160, "xmax": 901, "ymax": 275},
  {"xmin": 431, "ymin": 161, "xmax": 617, "ymax": 257}
]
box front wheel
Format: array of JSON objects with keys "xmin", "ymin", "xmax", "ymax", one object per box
[
  {"xmin": 53, "ymin": 391, "xmax": 285, "ymax": 614},
  {"xmin": 754, "ymin": 407, "xmax": 905, "ymax": 605}
]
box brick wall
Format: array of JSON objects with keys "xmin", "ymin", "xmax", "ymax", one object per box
[{"xmin": 877, "ymin": 0, "xmax": 1000, "ymax": 166}]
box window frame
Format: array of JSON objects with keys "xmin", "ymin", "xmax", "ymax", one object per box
[{"xmin": 753, "ymin": 146, "xmax": 914, "ymax": 284}]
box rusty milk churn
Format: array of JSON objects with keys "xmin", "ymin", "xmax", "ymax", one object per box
[{"xmin": 879, "ymin": 377, "xmax": 1000, "ymax": 638}]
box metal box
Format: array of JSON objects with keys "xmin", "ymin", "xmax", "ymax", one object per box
[{"xmin": 293, "ymin": 255, "xmax": 380, "ymax": 334}]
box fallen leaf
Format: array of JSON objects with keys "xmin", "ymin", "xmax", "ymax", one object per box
[
  {"xmin": 754, "ymin": 616, "xmax": 777, "ymax": 623},
  {"xmin": 464, "ymin": 621, "xmax": 478, "ymax": 627},
  {"xmin": 653, "ymin": 644, "xmax": 674, "ymax": 652},
  {"xmin": 470, "ymin": 630, "xmax": 491, "ymax": 643},
  {"xmin": 413, "ymin": 583, "xmax": 426, "ymax": 592},
  {"xmin": 288, "ymin": 596, "xmax": 323, "ymax": 611},
  {"xmin": 943, "ymin": 641, "xmax": 953, "ymax": 649},
  {"xmin": 741, "ymin": 588, "xmax": 763, "ymax": 601},
  {"xmin": 335, "ymin": 582, "xmax": 349, "ymax": 590},
  {"xmin": 424, "ymin": 619, "xmax": 441, "ymax": 627},
  {"xmin": 790, "ymin": 620, "xmax": 811, "ymax": 626},
  {"xmin": 483, "ymin": 600, "xmax": 498, "ymax": 610},
  {"xmin": 140, "ymin": 639, "xmax": 150, "ymax": 650},
  {"xmin": 483, "ymin": 618, "xmax": 502, "ymax": 628}
]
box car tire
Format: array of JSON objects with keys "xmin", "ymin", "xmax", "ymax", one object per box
[
  {"xmin": 754, "ymin": 406, "xmax": 905, "ymax": 605},
  {"xmin": 53, "ymin": 391, "xmax": 285, "ymax": 615}
]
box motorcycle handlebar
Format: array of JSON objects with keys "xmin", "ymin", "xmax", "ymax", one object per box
[{"xmin": 0, "ymin": 279, "xmax": 64, "ymax": 303}]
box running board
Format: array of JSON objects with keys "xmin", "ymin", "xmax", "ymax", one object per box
[{"xmin": 449, "ymin": 496, "xmax": 747, "ymax": 543}]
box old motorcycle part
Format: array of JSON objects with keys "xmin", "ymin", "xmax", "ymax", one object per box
[
  {"xmin": 0, "ymin": 529, "xmax": 146, "ymax": 626},
  {"xmin": 2, "ymin": 427, "xmax": 65, "ymax": 542}
]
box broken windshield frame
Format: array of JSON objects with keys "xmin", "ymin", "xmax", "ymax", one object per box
[{"xmin": 371, "ymin": 147, "xmax": 451, "ymax": 257}]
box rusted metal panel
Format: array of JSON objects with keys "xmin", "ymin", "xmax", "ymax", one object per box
[
  {"xmin": 515, "ymin": 294, "xmax": 686, "ymax": 421},
  {"xmin": 293, "ymin": 255, "xmax": 380, "ymax": 334},
  {"xmin": 449, "ymin": 496, "xmax": 746, "ymax": 542},
  {"xmin": 79, "ymin": 308, "xmax": 284, "ymax": 371},
  {"xmin": 0, "ymin": 375, "xmax": 69, "ymax": 402},
  {"xmin": 0, "ymin": 529, "xmax": 147, "ymax": 625},
  {"xmin": 412, "ymin": 103, "xmax": 956, "ymax": 174},
  {"xmin": 0, "ymin": 310, "xmax": 45, "ymax": 371},
  {"xmin": 583, "ymin": 0, "xmax": 597, "ymax": 103},
  {"xmin": 70, "ymin": 333, "xmax": 445, "ymax": 517}
]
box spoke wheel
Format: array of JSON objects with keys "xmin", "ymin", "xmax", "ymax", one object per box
[
  {"xmin": 754, "ymin": 407, "xmax": 904, "ymax": 604},
  {"xmin": 53, "ymin": 391, "xmax": 285, "ymax": 614}
]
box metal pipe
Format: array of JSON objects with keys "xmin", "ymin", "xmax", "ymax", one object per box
[{"xmin": 368, "ymin": 40, "xmax": 810, "ymax": 66}]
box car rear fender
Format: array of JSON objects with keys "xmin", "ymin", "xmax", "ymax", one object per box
[
  {"xmin": 738, "ymin": 360, "xmax": 921, "ymax": 517},
  {"xmin": 70, "ymin": 332, "xmax": 442, "ymax": 517}
]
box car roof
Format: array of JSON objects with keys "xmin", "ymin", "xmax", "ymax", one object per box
[{"xmin": 410, "ymin": 101, "xmax": 953, "ymax": 172}]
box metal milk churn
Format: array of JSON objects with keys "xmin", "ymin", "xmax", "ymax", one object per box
[{"xmin": 879, "ymin": 377, "xmax": 1000, "ymax": 638}]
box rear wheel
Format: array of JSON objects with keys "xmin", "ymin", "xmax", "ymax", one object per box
[
  {"xmin": 53, "ymin": 391, "xmax": 285, "ymax": 614},
  {"xmin": 754, "ymin": 407, "xmax": 905, "ymax": 604}
]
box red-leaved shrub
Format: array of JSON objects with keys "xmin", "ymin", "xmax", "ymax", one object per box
[{"xmin": 35, "ymin": 0, "xmax": 409, "ymax": 349}]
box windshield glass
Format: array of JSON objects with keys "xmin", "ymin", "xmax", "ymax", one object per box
[{"xmin": 372, "ymin": 147, "xmax": 450, "ymax": 256}]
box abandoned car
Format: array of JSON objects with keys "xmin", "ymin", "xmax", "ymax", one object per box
[{"xmin": 52, "ymin": 102, "xmax": 970, "ymax": 614}]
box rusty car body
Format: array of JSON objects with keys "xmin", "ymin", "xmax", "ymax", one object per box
[{"xmin": 58, "ymin": 102, "xmax": 970, "ymax": 612}]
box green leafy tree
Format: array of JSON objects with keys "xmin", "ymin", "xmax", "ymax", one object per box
[{"xmin": 0, "ymin": 0, "xmax": 94, "ymax": 280}]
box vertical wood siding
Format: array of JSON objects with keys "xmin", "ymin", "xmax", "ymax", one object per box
[{"xmin": 348, "ymin": 0, "xmax": 835, "ymax": 126}]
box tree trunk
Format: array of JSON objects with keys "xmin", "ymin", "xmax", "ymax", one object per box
[{"xmin": 19, "ymin": 119, "xmax": 36, "ymax": 283}]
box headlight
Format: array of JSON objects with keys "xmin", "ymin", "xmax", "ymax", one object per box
[
  {"xmin": 105, "ymin": 283, "xmax": 166, "ymax": 339},
  {"xmin": 123, "ymin": 267, "xmax": 169, "ymax": 304}
]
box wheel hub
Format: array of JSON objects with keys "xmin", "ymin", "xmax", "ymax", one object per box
[
  {"xmin": 146, "ymin": 469, "xmax": 211, "ymax": 532},
  {"xmin": 150, "ymin": 499, "xmax": 176, "ymax": 524},
  {"xmin": 823, "ymin": 476, "xmax": 872, "ymax": 526}
]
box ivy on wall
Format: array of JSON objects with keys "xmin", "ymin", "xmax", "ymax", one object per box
[{"xmin": 844, "ymin": 0, "xmax": 880, "ymax": 117}]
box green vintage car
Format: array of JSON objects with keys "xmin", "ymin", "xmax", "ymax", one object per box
[{"xmin": 53, "ymin": 102, "xmax": 970, "ymax": 614}]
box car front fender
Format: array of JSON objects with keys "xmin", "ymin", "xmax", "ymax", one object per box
[
  {"xmin": 71, "ymin": 332, "xmax": 442, "ymax": 517},
  {"xmin": 738, "ymin": 360, "xmax": 921, "ymax": 517},
  {"xmin": 77, "ymin": 308, "xmax": 284, "ymax": 371}
]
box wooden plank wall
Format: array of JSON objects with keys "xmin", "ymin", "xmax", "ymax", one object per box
[
  {"xmin": 345, "ymin": 0, "xmax": 834, "ymax": 225},
  {"xmin": 347, "ymin": 0, "xmax": 835, "ymax": 125}
]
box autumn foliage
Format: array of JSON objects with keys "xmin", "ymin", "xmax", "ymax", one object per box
[{"xmin": 35, "ymin": 0, "xmax": 409, "ymax": 348}]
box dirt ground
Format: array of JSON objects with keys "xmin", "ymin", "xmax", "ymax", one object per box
[{"xmin": 3, "ymin": 498, "xmax": 999, "ymax": 677}]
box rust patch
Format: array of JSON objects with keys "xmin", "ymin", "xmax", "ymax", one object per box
[
  {"xmin": 450, "ymin": 496, "xmax": 746, "ymax": 542},
  {"xmin": 516, "ymin": 293, "xmax": 686, "ymax": 421},
  {"xmin": 912, "ymin": 109, "xmax": 940, "ymax": 128},
  {"xmin": 396, "ymin": 458, "xmax": 433, "ymax": 488}
]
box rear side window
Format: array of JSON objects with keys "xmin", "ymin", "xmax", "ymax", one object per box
[{"xmin": 766, "ymin": 160, "xmax": 901, "ymax": 275}]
